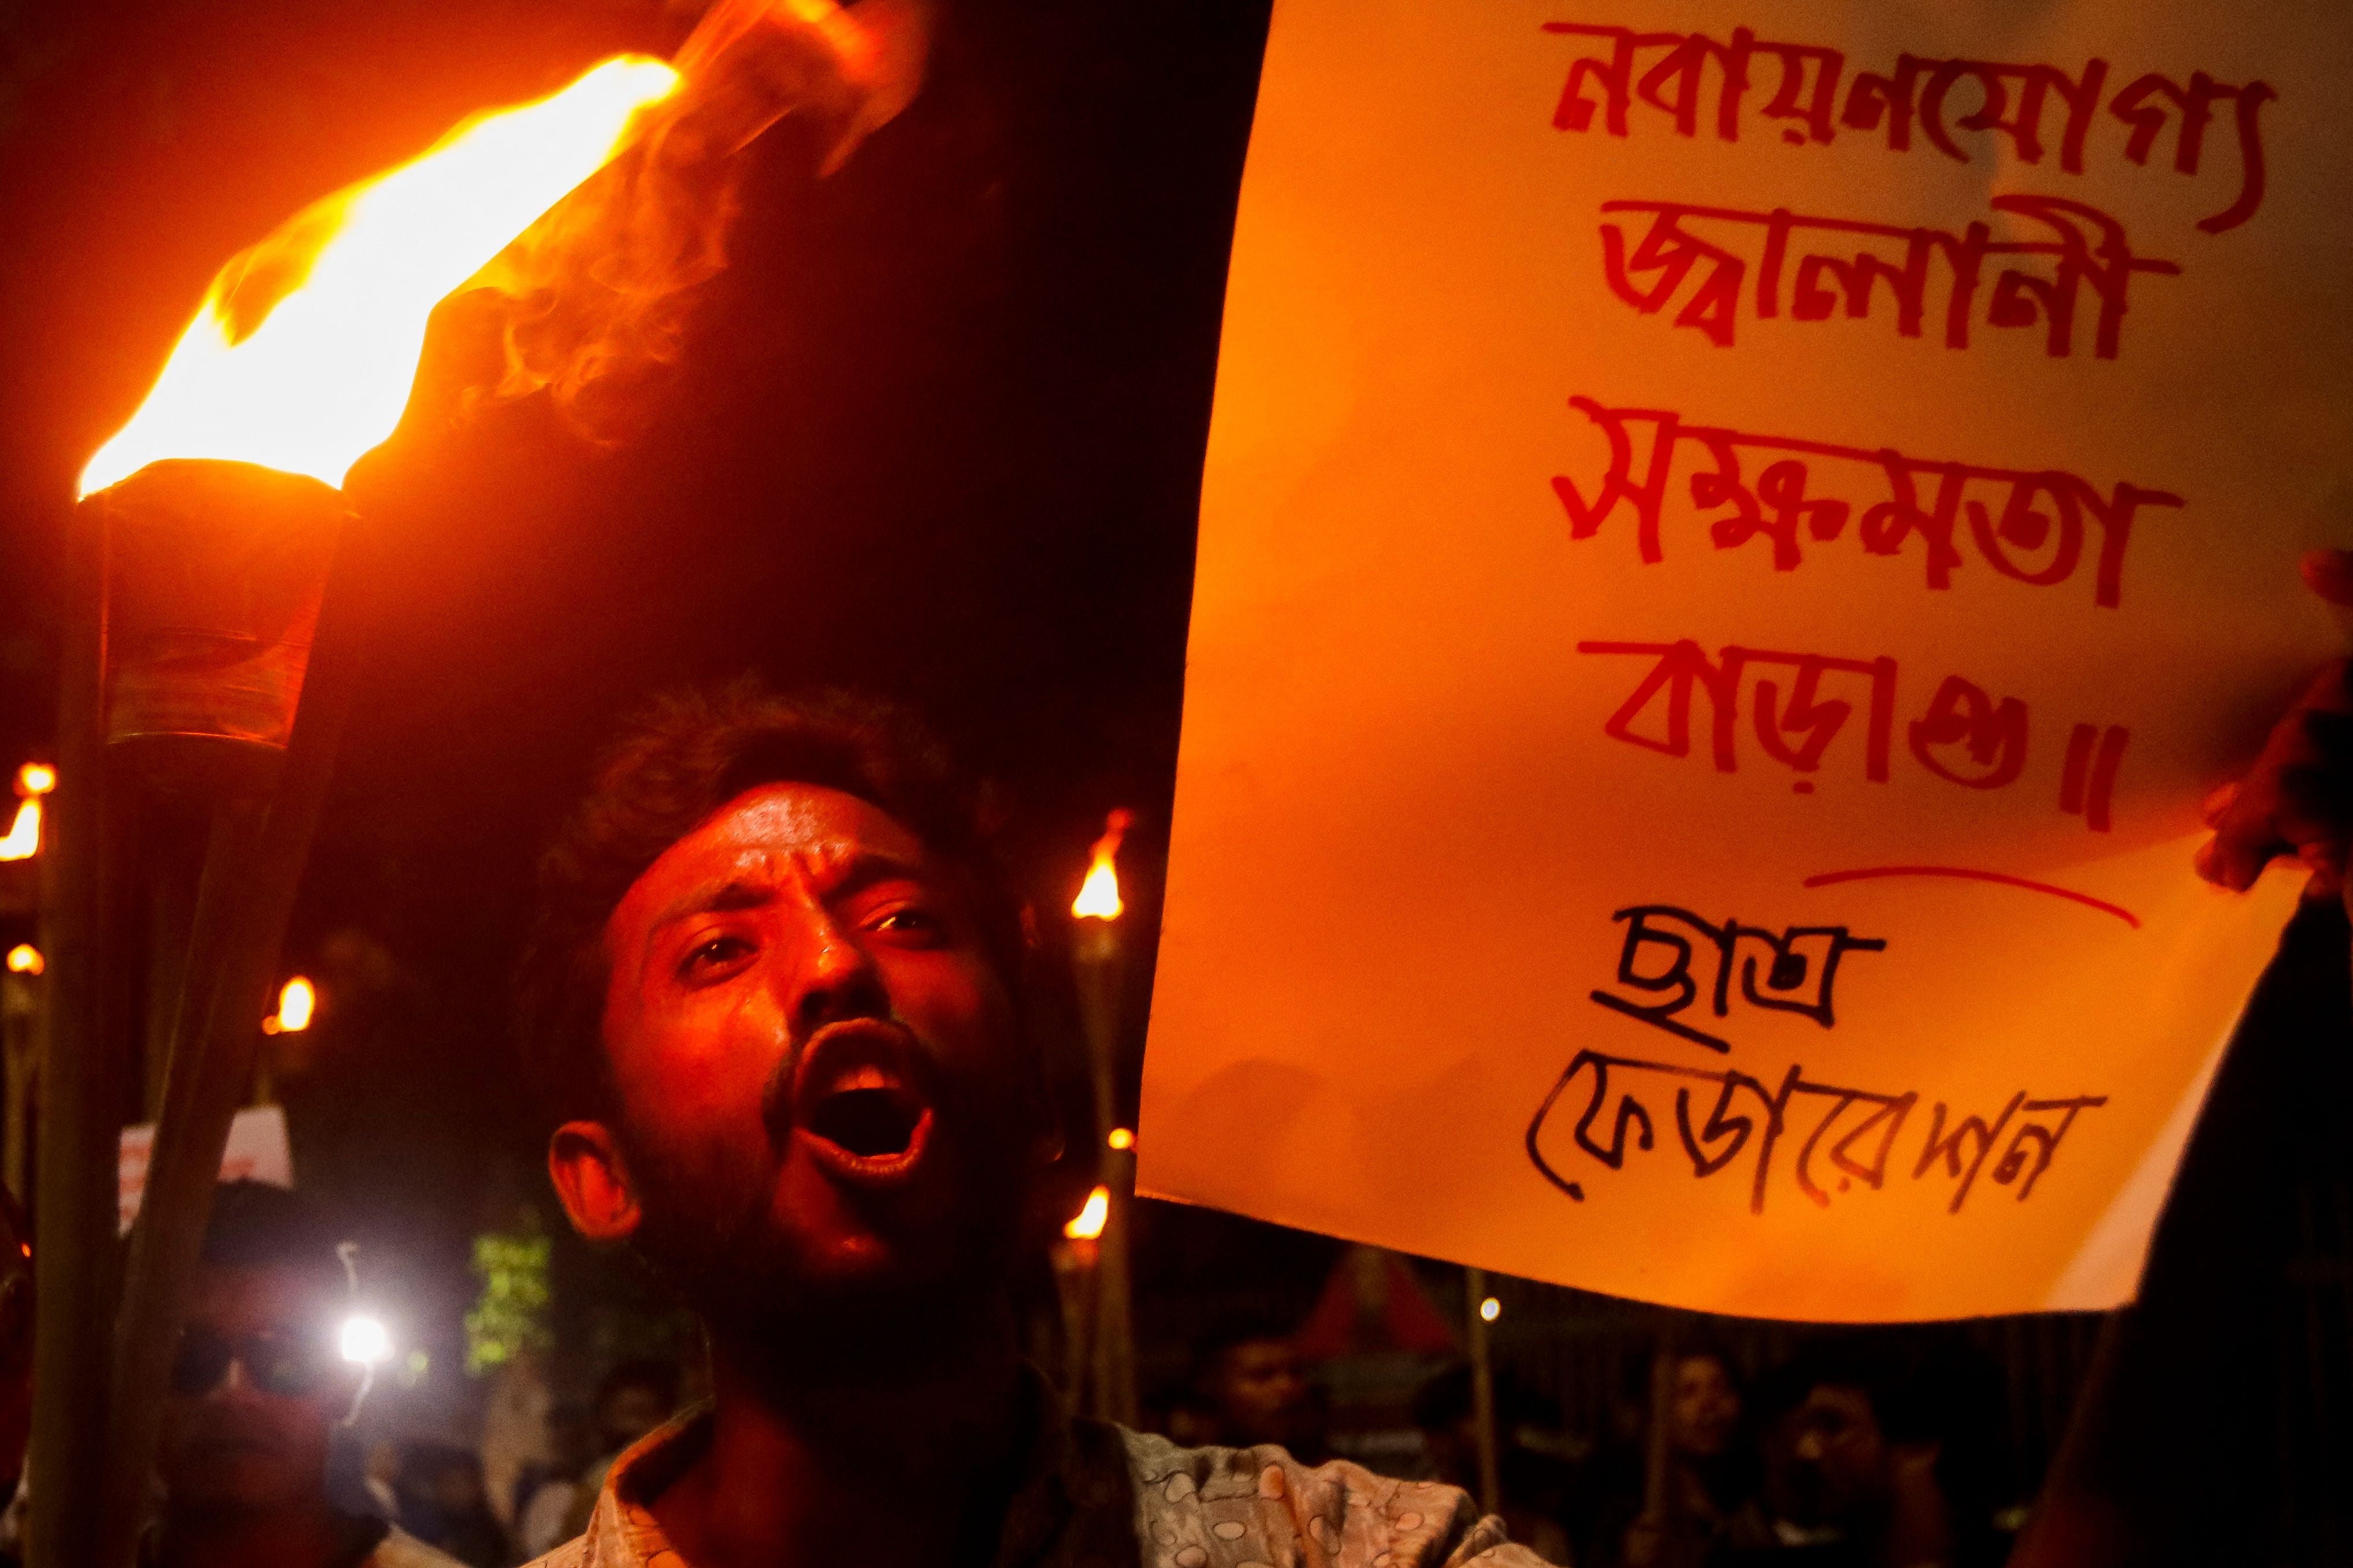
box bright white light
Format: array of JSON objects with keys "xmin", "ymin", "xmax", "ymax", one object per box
[
  {"xmin": 1479, "ymin": 1297, "xmax": 1500, "ymax": 1323},
  {"xmin": 339, "ymin": 1314, "xmax": 393, "ymax": 1366}
]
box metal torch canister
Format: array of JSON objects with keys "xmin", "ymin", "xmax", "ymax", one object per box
[{"xmin": 88, "ymin": 459, "xmax": 345, "ymax": 795}]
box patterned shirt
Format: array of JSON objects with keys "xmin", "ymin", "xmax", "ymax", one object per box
[{"xmin": 530, "ymin": 1373, "xmax": 1553, "ymax": 1568}]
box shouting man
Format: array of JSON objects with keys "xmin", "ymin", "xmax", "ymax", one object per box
[
  {"xmin": 516, "ymin": 686, "xmax": 1550, "ymax": 1568},
  {"xmin": 518, "ymin": 576, "xmax": 2351, "ymax": 1568}
]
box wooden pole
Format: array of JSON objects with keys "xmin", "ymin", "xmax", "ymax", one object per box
[
  {"xmin": 1050, "ymin": 1238, "xmax": 1096, "ymax": 1406},
  {"xmin": 91, "ymin": 507, "xmax": 361, "ymax": 1568},
  {"xmin": 1640, "ymin": 1339, "xmax": 1677, "ymax": 1534},
  {"xmin": 141, "ymin": 834, "xmax": 203, "ymax": 1120},
  {"xmin": 0, "ymin": 972, "xmax": 37, "ymax": 1204},
  {"xmin": 28, "ymin": 504, "xmax": 128, "ymax": 1567},
  {"xmin": 1092, "ymin": 1159, "xmax": 1138, "ymax": 1428},
  {"xmin": 1465, "ymin": 1267, "xmax": 1500, "ymax": 1515},
  {"xmin": 1073, "ymin": 913, "xmax": 1138, "ymax": 1428}
]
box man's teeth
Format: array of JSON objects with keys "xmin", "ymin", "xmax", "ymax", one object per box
[{"xmin": 830, "ymin": 1064, "xmax": 902, "ymax": 1095}]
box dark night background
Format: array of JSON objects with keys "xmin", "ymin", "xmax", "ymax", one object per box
[{"xmin": 2, "ymin": 3, "xmax": 2351, "ymax": 1562}]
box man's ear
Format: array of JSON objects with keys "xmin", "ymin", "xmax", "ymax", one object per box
[{"xmin": 548, "ymin": 1122, "xmax": 642, "ymax": 1243}]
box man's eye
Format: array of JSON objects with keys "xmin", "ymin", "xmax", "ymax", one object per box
[
  {"xmin": 680, "ymin": 934, "xmax": 754, "ymax": 977},
  {"xmin": 871, "ymin": 906, "xmax": 944, "ymax": 939}
]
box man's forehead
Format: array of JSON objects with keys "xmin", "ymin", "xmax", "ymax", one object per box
[
  {"xmin": 615, "ymin": 783, "xmax": 932, "ymax": 926},
  {"xmin": 1804, "ymin": 1385, "xmax": 1875, "ymax": 1418},
  {"xmin": 188, "ymin": 1260, "xmax": 343, "ymax": 1327},
  {"xmin": 693, "ymin": 783, "xmax": 922, "ymax": 857}
]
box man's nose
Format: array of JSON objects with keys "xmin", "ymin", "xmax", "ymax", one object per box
[
  {"xmin": 212, "ymin": 1357, "xmax": 261, "ymax": 1403},
  {"xmin": 783, "ymin": 914, "xmax": 887, "ymax": 1033}
]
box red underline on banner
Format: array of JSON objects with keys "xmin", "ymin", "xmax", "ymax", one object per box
[{"xmin": 1802, "ymin": 866, "xmax": 2141, "ymax": 930}]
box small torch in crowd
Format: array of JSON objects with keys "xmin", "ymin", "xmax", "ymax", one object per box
[{"xmin": 1060, "ymin": 810, "xmax": 1139, "ymax": 1426}]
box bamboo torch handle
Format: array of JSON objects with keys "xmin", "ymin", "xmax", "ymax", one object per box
[
  {"xmin": 91, "ymin": 527, "xmax": 367, "ymax": 1568},
  {"xmin": 27, "ymin": 505, "xmax": 124, "ymax": 1567},
  {"xmin": 1641, "ymin": 1341, "xmax": 1676, "ymax": 1526},
  {"xmin": 1466, "ymin": 1267, "xmax": 1501, "ymax": 1517}
]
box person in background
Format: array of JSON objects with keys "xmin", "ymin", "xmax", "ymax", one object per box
[
  {"xmin": 586, "ymin": 1360, "xmax": 681, "ymax": 1463},
  {"xmin": 1714, "ymin": 1339, "xmax": 2000, "ymax": 1568},
  {"xmin": 153, "ymin": 1179, "xmax": 461, "ymax": 1568},
  {"xmin": 1140, "ymin": 1377, "xmax": 1217, "ymax": 1449},
  {"xmin": 1181, "ymin": 1319, "xmax": 1327, "ymax": 1460},
  {"xmin": 1619, "ymin": 1347, "xmax": 1755, "ymax": 1568},
  {"xmin": 551, "ymin": 1359, "xmax": 682, "ymax": 1544},
  {"xmin": 512, "ymin": 1403, "xmax": 594, "ymax": 1561},
  {"xmin": 392, "ymin": 1445, "xmax": 510, "ymax": 1568},
  {"xmin": 512, "ymin": 685, "xmax": 1552, "ymax": 1568},
  {"xmin": 360, "ymin": 1440, "xmax": 403, "ymax": 1525},
  {"xmin": 1412, "ymin": 1364, "xmax": 1575, "ymax": 1565}
]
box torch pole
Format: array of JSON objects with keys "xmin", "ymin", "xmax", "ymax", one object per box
[
  {"xmin": 1639, "ymin": 1338, "xmax": 1677, "ymax": 1541},
  {"xmin": 91, "ymin": 523, "xmax": 364, "ymax": 1568},
  {"xmin": 1466, "ymin": 1267, "xmax": 1500, "ymax": 1516},
  {"xmin": 1050, "ymin": 1237, "xmax": 1096, "ymax": 1406},
  {"xmin": 27, "ymin": 505, "xmax": 131, "ymax": 1567},
  {"xmin": 1073, "ymin": 915, "xmax": 1138, "ymax": 1428},
  {"xmin": 0, "ymin": 971, "xmax": 36, "ymax": 1203}
]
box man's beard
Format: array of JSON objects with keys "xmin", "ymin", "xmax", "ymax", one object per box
[{"xmin": 611, "ymin": 1104, "xmax": 1029, "ymax": 1387}]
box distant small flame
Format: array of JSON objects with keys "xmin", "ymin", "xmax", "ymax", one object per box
[
  {"xmin": 5, "ymin": 945, "xmax": 42, "ymax": 977},
  {"xmin": 15, "ymin": 764, "xmax": 55, "ymax": 797},
  {"xmin": 269, "ymin": 976, "xmax": 316, "ymax": 1034},
  {"xmin": 79, "ymin": 57, "xmax": 679, "ymax": 496},
  {"xmin": 0, "ymin": 800, "xmax": 39, "ymax": 862},
  {"xmin": 1064, "ymin": 1185, "xmax": 1110, "ymax": 1241},
  {"xmin": 1072, "ymin": 809, "xmax": 1133, "ymax": 921},
  {"xmin": 1106, "ymin": 1127, "xmax": 1135, "ymax": 1152}
]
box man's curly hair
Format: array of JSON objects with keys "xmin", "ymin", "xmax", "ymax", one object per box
[{"xmin": 514, "ymin": 681, "xmax": 1032, "ymax": 1128}]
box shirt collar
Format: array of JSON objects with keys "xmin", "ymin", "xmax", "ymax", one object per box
[{"xmin": 583, "ymin": 1362, "xmax": 1082, "ymax": 1568}]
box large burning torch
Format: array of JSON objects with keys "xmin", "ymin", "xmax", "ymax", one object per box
[
  {"xmin": 39, "ymin": 6, "xmax": 925, "ymax": 1561},
  {"xmin": 54, "ymin": 62, "xmax": 679, "ymax": 1568}
]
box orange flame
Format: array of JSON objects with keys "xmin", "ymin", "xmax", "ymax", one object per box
[
  {"xmin": 265, "ymin": 976, "xmax": 316, "ymax": 1034},
  {"xmin": 14, "ymin": 764, "xmax": 55, "ymax": 797},
  {"xmin": 79, "ymin": 58, "xmax": 680, "ymax": 497},
  {"xmin": 4, "ymin": 946, "xmax": 41, "ymax": 977},
  {"xmin": 0, "ymin": 801, "xmax": 38, "ymax": 863},
  {"xmin": 444, "ymin": 0, "xmax": 929, "ymax": 437},
  {"xmin": 1072, "ymin": 809, "xmax": 1132, "ymax": 921},
  {"xmin": 1063, "ymin": 1185, "xmax": 1110, "ymax": 1241}
]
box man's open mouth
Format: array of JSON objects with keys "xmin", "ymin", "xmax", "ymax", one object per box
[{"xmin": 790, "ymin": 1020, "xmax": 937, "ymax": 1186}]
